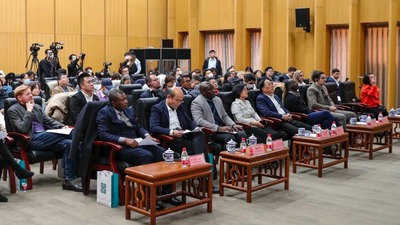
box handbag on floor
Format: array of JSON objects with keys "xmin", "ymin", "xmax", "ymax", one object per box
[
  {"xmin": 14, "ymin": 159, "xmax": 28, "ymax": 192},
  {"xmin": 96, "ymin": 170, "xmax": 119, "ymax": 208}
]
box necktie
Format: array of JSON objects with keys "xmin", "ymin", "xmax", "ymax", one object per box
[{"xmin": 119, "ymin": 111, "xmax": 132, "ymax": 127}]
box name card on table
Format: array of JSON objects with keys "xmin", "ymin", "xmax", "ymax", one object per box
[
  {"xmin": 321, "ymin": 129, "xmax": 330, "ymax": 138},
  {"xmin": 249, "ymin": 144, "xmax": 265, "ymax": 156},
  {"xmin": 370, "ymin": 119, "xmax": 377, "ymax": 126},
  {"xmin": 189, "ymin": 154, "xmax": 206, "ymax": 166},
  {"xmin": 336, "ymin": 126, "xmax": 344, "ymax": 135},
  {"xmin": 272, "ymin": 139, "xmax": 285, "ymax": 151},
  {"xmin": 382, "ymin": 116, "xmax": 389, "ymax": 123}
]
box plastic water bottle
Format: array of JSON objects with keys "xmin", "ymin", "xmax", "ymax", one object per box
[
  {"xmin": 378, "ymin": 112, "xmax": 383, "ymax": 123},
  {"xmin": 181, "ymin": 147, "xmax": 189, "ymax": 168},
  {"xmin": 389, "ymin": 108, "xmax": 395, "ymax": 116},
  {"xmin": 266, "ymin": 134, "xmax": 273, "ymax": 151},
  {"xmin": 240, "ymin": 138, "xmax": 247, "ymax": 154},
  {"xmin": 316, "ymin": 124, "xmax": 322, "ymax": 138},
  {"xmin": 21, "ymin": 179, "xmax": 28, "ymax": 192},
  {"xmin": 366, "ymin": 114, "xmax": 372, "ymax": 125},
  {"xmin": 331, "ymin": 121, "xmax": 337, "ymax": 135}
]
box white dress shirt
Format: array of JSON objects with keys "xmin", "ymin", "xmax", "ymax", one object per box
[
  {"xmin": 207, "ymin": 58, "xmax": 217, "ymax": 69},
  {"xmin": 167, "ymin": 102, "xmax": 181, "ymax": 135},
  {"xmin": 266, "ymin": 94, "xmax": 286, "ymax": 115}
]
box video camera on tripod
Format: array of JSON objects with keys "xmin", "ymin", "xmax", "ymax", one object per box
[
  {"xmin": 29, "ymin": 43, "xmax": 43, "ymax": 54},
  {"xmin": 49, "ymin": 42, "xmax": 64, "ymax": 58}
]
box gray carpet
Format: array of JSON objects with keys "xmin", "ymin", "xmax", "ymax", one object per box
[{"xmin": 1, "ymin": 142, "xmax": 400, "ymax": 225}]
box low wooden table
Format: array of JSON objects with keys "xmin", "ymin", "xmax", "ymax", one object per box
[
  {"xmin": 346, "ymin": 121, "xmax": 393, "ymax": 160},
  {"xmin": 219, "ymin": 147, "xmax": 289, "ymax": 203},
  {"xmin": 292, "ymin": 133, "xmax": 349, "ymax": 177},
  {"xmin": 388, "ymin": 116, "xmax": 400, "ymax": 140},
  {"xmin": 125, "ymin": 162, "xmax": 212, "ymax": 225}
]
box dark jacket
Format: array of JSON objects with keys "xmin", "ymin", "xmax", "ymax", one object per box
[
  {"xmin": 256, "ymin": 93, "xmax": 289, "ymax": 119},
  {"xmin": 70, "ymin": 101, "xmax": 109, "ymax": 194},
  {"xmin": 96, "ymin": 105, "xmax": 148, "ymax": 143},
  {"xmin": 66, "ymin": 91, "xmax": 99, "ymax": 126},
  {"xmin": 67, "ymin": 59, "xmax": 82, "ymax": 77},
  {"xmin": 140, "ymin": 89, "xmax": 167, "ymax": 99},
  {"xmin": 202, "ymin": 57, "xmax": 222, "ymax": 75},
  {"xmin": 150, "ymin": 100, "xmax": 196, "ymax": 135},
  {"xmin": 284, "ymin": 91, "xmax": 312, "ymax": 114}
]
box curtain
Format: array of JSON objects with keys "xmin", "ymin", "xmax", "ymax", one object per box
[
  {"xmin": 204, "ymin": 32, "xmax": 234, "ymax": 73},
  {"xmin": 396, "ymin": 26, "xmax": 400, "ymax": 107},
  {"xmin": 330, "ymin": 28, "xmax": 348, "ymax": 81},
  {"xmin": 182, "ymin": 33, "xmax": 189, "ymax": 48},
  {"xmin": 251, "ymin": 30, "xmax": 261, "ymax": 71},
  {"xmin": 365, "ymin": 26, "xmax": 388, "ymax": 106}
]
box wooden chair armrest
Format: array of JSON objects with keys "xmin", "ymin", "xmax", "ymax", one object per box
[
  {"xmin": 7, "ymin": 132, "xmax": 31, "ymax": 142},
  {"xmin": 336, "ymin": 105, "xmax": 351, "ymax": 111},
  {"xmin": 262, "ymin": 117, "xmax": 282, "ymax": 124},
  {"xmin": 155, "ymin": 134, "xmax": 175, "ymax": 143},
  {"xmin": 202, "ymin": 127, "xmax": 216, "ymax": 135},
  {"xmin": 261, "ymin": 118, "xmax": 275, "ymax": 125},
  {"xmin": 93, "ymin": 140, "xmax": 123, "ymax": 151},
  {"xmin": 236, "ymin": 122, "xmax": 251, "ymax": 129},
  {"xmin": 5, "ymin": 136, "xmax": 14, "ymax": 145},
  {"xmin": 290, "ymin": 112, "xmax": 308, "ymax": 119}
]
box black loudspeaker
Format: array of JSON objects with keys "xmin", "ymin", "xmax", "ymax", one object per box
[
  {"xmin": 295, "ymin": 8, "xmax": 310, "ymax": 32},
  {"xmin": 162, "ymin": 39, "xmax": 173, "ymax": 48}
]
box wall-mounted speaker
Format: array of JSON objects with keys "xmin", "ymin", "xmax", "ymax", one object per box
[
  {"xmin": 162, "ymin": 39, "xmax": 173, "ymax": 48},
  {"xmin": 295, "ymin": 8, "xmax": 311, "ymax": 32}
]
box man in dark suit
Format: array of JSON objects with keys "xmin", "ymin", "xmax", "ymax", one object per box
[
  {"xmin": 7, "ymin": 85, "xmax": 81, "ymax": 192},
  {"xmin": 202, "ymin": 50, "xmax": 222, "ymax": 76},
  {"xmin": 256, "ymin": 79, "xmax": 312, "ymax": 138},
  {"xmin": 279, "ymin": 66, "xmax": 296, "ymax": 81},
  {"xmin": 150, "ymin": 87, "xmax": 207, "ymax": 158},
  {"xmin": 97, "ymin": 89, "xmax": 180, "ymax": 207},
  {"xmin": 179, "ymin": 74, "xmax": 192, "ymax": 95},
  {"xmin": 66, "ymin": 72, "xmax": 99, "ymax": 125},
  {"xmin": 97, "ymin": 89, "xmax": 164, "ymax": 166}
]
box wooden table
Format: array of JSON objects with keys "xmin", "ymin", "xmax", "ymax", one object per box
[
  {"xmin": 219, "ymin": 147, "xmax": 289, "ymax": 203},
  {"xmin": 346, "ymin": 121, "xmax": 393, "ymax": 160},
  {"xmin": 292, "ymin": 133, "xmax": 349, "ymax": 177},
  {"xmin": 388, "ymin": 116, "xmax": 400, "ymax": 140},
  {"xmin": 125, "ymin": 162, "xmax": 212, "ymax": 225}
]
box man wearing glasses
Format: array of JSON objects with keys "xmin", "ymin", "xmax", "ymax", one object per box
[
  {"xmin": 150, "ymin": 87, "xmax": 207, "ymax": 159},
  {"xmin": 307, "ymin": 70, "xmax": 355, "ymax": 128},
  {"xmin": 140, "ymin": 74, "xmax": 165, "ymax": 98}
]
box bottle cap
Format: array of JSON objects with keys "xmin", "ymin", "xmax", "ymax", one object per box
[{"xmin": 241, "ymin": 138, "xmax": 245, "ymax": 140}]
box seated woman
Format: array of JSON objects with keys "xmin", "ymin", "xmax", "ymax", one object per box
[
  {"xmin": 293, "ymin": 70, "xmax": 307, "ymax": 86},
  {"xmin": 29, "ymin": 82, "xmax": 46, "ymax": 111},
  {"xmin": 284, "ymin": 79, "xmax": 339, "ymax": 129},
  {"xmin": 360, "ymin": 73, "xmax": 388, "ymax": 118},
  {"xmin": 231, "ymin": 84, "xmax": 287, "ymax": 143},
  {"xmin": 0, "ymin": 138, "xmax": 34, "ymax": 202},
  {"xmin": 161, "ymin": 75, "xmax": 176, "ymax": 92}
]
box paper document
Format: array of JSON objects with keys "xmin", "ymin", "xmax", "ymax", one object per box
[
  {"xmin": 134, "ymin": 138, "xmax": 159, "ymax": 146},
  {"xmin": 46, "ymin": 128, "xmax": 73, "ymax": 135},
  {"xmin": 183, "ymin": 127, "xmax": 203, "ymax": 134}
]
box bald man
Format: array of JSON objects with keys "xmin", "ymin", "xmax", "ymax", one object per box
[{"xmin": 150, "ymin": 87, "xmax": 207, "ymax": 159}]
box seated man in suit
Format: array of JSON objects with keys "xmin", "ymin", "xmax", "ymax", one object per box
[
  {"xmin": 179, "ymin": 75, "xmax": 192, "ymax": 95},
  {"xmin": 51, "ymin": 69, "xmax": 75, "ymax": 96},
  {"xmin": 307, "ymin": 70, "xmax": 356, "ymax": 129},
  {"xmin": 97, "ymin": 89, "xmax": 180, "ymax": 206},
  {"xmin": 150, "ymin": 87, "xmax": 207, "ymax": 159},
  {"xmin": 7, "ymin": 85, "xmax": 81, "ymax": 192},
  {"xmin": 191, "ymin": 81, "xmax": 247, "ymax": 149},
  {"xmin": 97, "ymin": 89, "xmax": 164, "ymax": 166},
  {"xmin": 66, "ymin": 72, "xmax": 99, "ymax": 125},
  {"xmin": 140, "ymin": 74, "xmax": 166, "ymax": 99},
  {"xmin": 256, "ymin": 79, "xmax": 312, "ymax": 139}
]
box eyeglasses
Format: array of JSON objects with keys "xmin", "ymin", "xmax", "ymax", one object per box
[{"xmin": 320, "ymin": 77, "xmax": 326, "ymax": 80}]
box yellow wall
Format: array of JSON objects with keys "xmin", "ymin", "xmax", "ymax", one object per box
[{"xmin": 0, "ymin": 0, "xmax": 167, "ymax": 74}]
